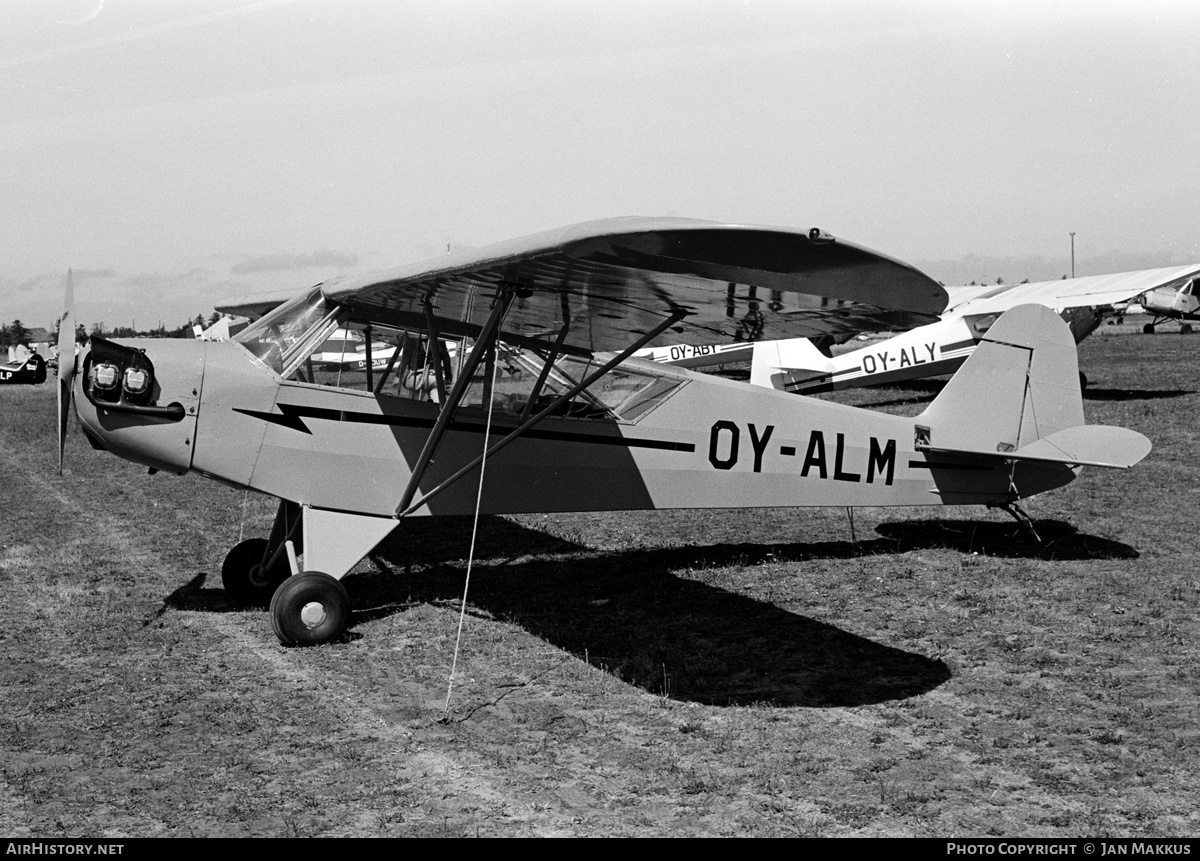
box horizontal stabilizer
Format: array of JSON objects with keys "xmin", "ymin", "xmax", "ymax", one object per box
[
  {"xmin": 1008, "ymin": 425, "xmax": 1152, "ymax": 469},
  {"xmin": 769, "ymin": 370, "xmax": 829, "ymax": 391},
  {"xmin": 919, "ymin": 425, "xmax": 1151, "ymax": 470}
]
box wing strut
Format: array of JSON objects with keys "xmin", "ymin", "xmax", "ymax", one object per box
[
  {"xmin": 363, "ymin": 324, "xmax": 374, "ymax": 391},
  {"xmin": 518, "ymin": 322, "xmax": 571, "ymax": 424},
  {"xmin": 423, "ymin": 298, "xmax": 450, "ymax": 404},
  {"xmin": 396, "ymin": 285, "xmax": 519, "ymax": 515},
  {"xmin": 397, "ymin": 308, "xmax": 688, "ymax": 517},
  {"xmin": 518, "ymin": 273, "xmax": 575, "ymax": 423},
  {"xmin": 373, "ymin": 330, "xmax": 404, "ymax": 395}
]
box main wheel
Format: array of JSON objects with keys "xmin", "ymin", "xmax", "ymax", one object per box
[
  {"xmin": 222, "ymin": 538, "xmax": 288, "ymax": 606},
  {"xmin": 270, "ymin": 572, "xmax": 350, "ymax": 647},
  {"xmin": 1181, "ymin": 323, "xmax": 1193, "ymax": 335},
  {"xmin": 1143, "ymin": 323, "xmax": 1156, "ymax": 334},
  {"xmin": 1078, "ymin": 371, "xmax": 1088, "ymax": 391}
]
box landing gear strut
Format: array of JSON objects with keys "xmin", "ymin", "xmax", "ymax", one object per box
[
  {"xmin": 221, "ymin": 500, "xmax": 303, "ymax": 606},
  {"xmin": 220, "ymin": 500, "xmax": 355, "ymax": 645},
  {"xmin": 221, "ymin": 538, "xmax": 288, "ymax": 606}
]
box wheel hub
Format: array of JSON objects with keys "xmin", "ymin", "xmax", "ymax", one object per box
[
  {"xmin": 300, "ymin": 601, "xmax": 327, "ymax": 628},
  {"xmin": 248, "ymin": 564, "xmax": 269, "ymax": 589}
]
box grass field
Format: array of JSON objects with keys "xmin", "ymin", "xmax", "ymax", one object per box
[{"xmin": 1, "ymin": 323, "xmax": 1198, "ymax": 837}]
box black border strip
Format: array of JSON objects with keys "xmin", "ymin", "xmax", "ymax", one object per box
[{"xmin": 908, "ymin": 459, "xmax": 995, "ymax": 472}]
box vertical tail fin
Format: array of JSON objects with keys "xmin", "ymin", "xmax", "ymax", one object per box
[
  {"xmin": 749, "ymin": 337, "xmax": 836, "ymax": 389},
  {"xmin": 917, "ymin": 304, "xmax": 1149, "ymax": 469},
  {"xmin": 918, "ymin": 304, "xmax": 1082, "ymax": 453}
]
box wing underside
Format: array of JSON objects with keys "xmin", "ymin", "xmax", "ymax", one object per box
[
  {"xmin": 322, "ymin": 217, "xmax": 948, "ymax": 355},
  {"xmin": 945, "ymin": 265, "xmax": 1200, "ymax": 316}
]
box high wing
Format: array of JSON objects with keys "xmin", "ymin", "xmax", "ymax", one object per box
[
  {"xmin": 943, "ymin": 265, "xmax": 1200, "ymax": 317},
  {"xmin": 321, "ymin": 217, "xmax": 948, "ymax": 353}
]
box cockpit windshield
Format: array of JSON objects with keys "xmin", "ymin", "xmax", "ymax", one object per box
[{"xmin": 233, "ymin": 287, "xmax": 337, "ymax": 375}]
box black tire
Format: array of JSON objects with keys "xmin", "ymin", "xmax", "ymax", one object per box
[
  {"xmin": 1143, "ymin": 323, "xmax": 1156, "ymax": 334},
  {"xmin": 1078, "ymin": 371, "xmax": 1088, "ymax": 391},
  {"xmin": 221, "ymin": 538, "xmax": 287, "ymax": 606},
  {"xmin": 270, "ymin": 572, "xmax": 350, "ymax": 647},
  {"xmin": 1181, "ymin": 324, "xmax": 1193, "ymax": 335}
]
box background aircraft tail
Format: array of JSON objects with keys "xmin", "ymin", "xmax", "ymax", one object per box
[
  {"xmin": 917, "ymin": 304, "xmax": 1149, "ymax": 470},
  {"xmin": 749, "ymin": 337, "xmax": 835, "ymax": 389}
]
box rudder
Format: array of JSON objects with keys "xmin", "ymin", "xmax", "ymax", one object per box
[
  {"xmin": 750, "ymin": 337, "xmax": 836, "ymax": 389},
  {"xmin": 917, "ymin": 304, "xmax": 1083, "ymax": 454}
]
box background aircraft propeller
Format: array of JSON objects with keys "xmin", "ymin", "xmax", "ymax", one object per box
[{"xmin": 57, "ymin": 270, "xmax": 76, "ymax": 475}]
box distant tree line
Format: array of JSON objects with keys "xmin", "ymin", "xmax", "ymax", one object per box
[
  {"xmin": 0, "ymin": 320, "xmax": 32, "ymax": 349},
  {"xmin": 84, "ymin": 312, "xmax": 223, "ymax": 341},
  {"xmin": 3, "ymin": 312, "xmax": 225, "ymax": 351}
]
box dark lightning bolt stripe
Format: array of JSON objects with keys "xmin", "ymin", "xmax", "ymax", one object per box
[{"xmin": 234, "ymin": 404, "xmax": 695, "ymax": 452}]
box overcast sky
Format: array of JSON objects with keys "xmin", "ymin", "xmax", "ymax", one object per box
[{"xmin": 2, "ymin": 0, "xmax": 1198, "ymax": 331}]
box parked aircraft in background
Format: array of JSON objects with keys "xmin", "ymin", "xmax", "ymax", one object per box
[
  {"xmin": 1137, "ymin": 275, "xmax": 1198, "ymax": 334},
  {"xmin": 193, "ymin": 314, "xmax": 247, "ymax": 342},
  {"xmin": 1, "ymin": 348, "xmax": 47, "ymax": 385},
  {"xmin": 635, "ymin": 340, "xmax": 755, "ymax": 369},
  {"xmin": 307, "ymin": 327, "xmax": 398, "ymax": 371},
  {"xmin": 55, "ymin": 218, "xmax": 1150, "ymax": 648},
  {"xmin": 749, "ymin": 265, "xmax": 1200, "ymax": 395}
]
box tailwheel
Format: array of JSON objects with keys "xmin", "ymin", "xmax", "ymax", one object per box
[
  {"xmin": 270, "ymin": 572, "xmax": 351, "ymax": 647},
  {"xmin": 221, "ymin": 538, "xmax": 288, "ymax": 606}
]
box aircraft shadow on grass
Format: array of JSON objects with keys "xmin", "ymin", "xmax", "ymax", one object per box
[
  {"xmin": 874, "ymin": 517, "xmax": 1138, "ymax": 560},
  {"xmin": 168, "ymin": 514, "xmax": 1133, "ymax": 707},
  {"xmin": 359, "ymin": 525, "xmax": 954, "ymax": 709}
]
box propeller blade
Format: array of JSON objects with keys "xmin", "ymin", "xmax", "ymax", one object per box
[{"xmin": 57, "ymin": 270, "xmax": 76, "ymax": 475}]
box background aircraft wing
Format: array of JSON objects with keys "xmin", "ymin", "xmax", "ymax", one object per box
[
  {"xmin": 321, "ymin": 217, "xmax": 948, "ymax": 355},
  {"xmin": 945, "ymin": 265, "xmax": 1200, "ymax": 316}
]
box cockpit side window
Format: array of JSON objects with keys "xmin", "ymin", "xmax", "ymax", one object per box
[
  {"xmin": 267, "ymin": 307, "xmax": 684, "ymax": 420},
  {"xmin": 454, "ymin": 346, "xmax": 682, "ymax": 421},
  {"xmin": 280, "ymin": 315, "xmax": 463, "ymax": 402}
]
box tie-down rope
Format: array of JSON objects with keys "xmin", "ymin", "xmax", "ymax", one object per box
[{"xmin": 443, "ymin": 355, "xmax": 498, "ymax": 716}]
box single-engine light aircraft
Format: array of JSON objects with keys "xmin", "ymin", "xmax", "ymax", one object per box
[
  {"xmin": 1, "ymin": 349, "xmax": 47, "ymax": 385},
  {"xmin": 56, "ymin": 217, "xmax": 1151, "ymax": 647},
  {"xmin": 1136, "ymin": 275, "xmax": 1199, "ymax": 334},
  {"xmin": 746, "ymin": 265, "xmax": 1200, "ymax": 394}
]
